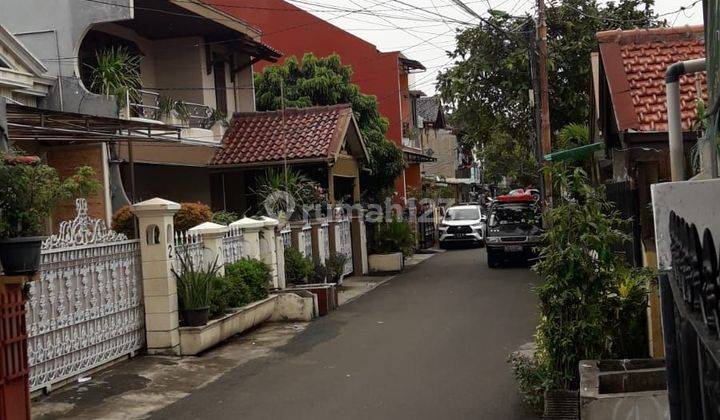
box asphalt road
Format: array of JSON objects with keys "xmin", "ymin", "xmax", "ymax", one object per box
[{"xmin": 151, "ymin": 248, "xmax": 539, "ymax": 420}]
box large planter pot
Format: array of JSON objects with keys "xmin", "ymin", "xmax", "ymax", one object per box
[
  {"xmin": 368, "ymin": 252, "xmax": 403, "ymax": 274},
  {"xmin": 543, "ymin": 388, "xmax": 579, "ymax": 419},
  {"xmin": 579, "ymin": 359, "xmax": 668, "ymax": 420},
  {"xmin": 286, "ymin": 283, "xmax": 337, "ymax": 316},
  {"xmin": 0, "ymin": 236, "xmax": 43, "ymax": 275},
  {"xmin": 181, "ymin": 307, "xmax": 210, "ymax": 327}
]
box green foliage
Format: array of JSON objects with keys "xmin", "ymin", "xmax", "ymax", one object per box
[
  {"xmin": 438, "ymin": 0, "xmax": 658, "ymax": 163},
  {"xmin": 284, "ymin": 247, "xmax": 314, "ymax": 285},
  {"xmin": 255, "ymin": 168, "xmax": 322, "ymax": 219},
  {"xmin": 0, "ymin": 154, "xmax": 100, "ymax": 238},
  {"xmin": 325, "ymin": 253, "xmax": 350, "ymax": 283},
  {"xmin": 531, "ymin": 167, "xmax": 651, "ymax": 391},
  {"xmin": 86, "ymin": 46, "xmax": 143, "ymax": 108},
  {"xmin": 480, "ymin": 130, "xmax": 538, "ymax": 186},
  {"xmin": 111, "ymin": 205, "xmax": 135, "ymax": 238},
  {"xmin": 374, "ymin": 217, "xmax": 415, "ymax": 256},
  {"xmin": 254, "ymin": 53, "xmax": 404, "ymax": 198},
  {"xmin": 225, "ymin": 258, "xmax": 271, "ymax": 302},
  {"xmin": 174, "ymin": 202, "xmax": 212, "ymax": 232},
  {"xmin": 508, "ymin": 350, "xmax": 553, "ymax": 416},
  {"xmin": 173, "ymin": 253, "xmax": 221, "ymax": 310},
  {"xmin": 211, "ymin": 210, "xmax": 239, "ymax": 226},
  {"xmin": 556, "ymin": 123, "xmax": 590, "ymax": 152}
]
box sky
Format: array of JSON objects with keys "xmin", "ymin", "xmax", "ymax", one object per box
[{"xmin": 286, "ymin": 0, "xmax": 704, "ymax": 95}]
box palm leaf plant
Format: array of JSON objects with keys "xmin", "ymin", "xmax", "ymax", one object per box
[
  {"xmin": 172, "ymin": 250, "xmax": 221, "ymax": 326},
  {"xmin": 87, "ymin": 46, "xmax": 143, "ymax": 109}
]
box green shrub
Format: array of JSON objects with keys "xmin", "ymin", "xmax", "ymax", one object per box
[
  {"xmin": 531, "ymin": 167, "xmax": 652, "ymax": 391},
  {"xmin": 309, "ymin": 261, "xmax": 328, "ymax": 283},
  {"xmin": 284, "ymin": 247, "xmax": 314, "ymax": 285},
  {"xmin": 508, "ymin": 350, "xmax": 552, "ymax": 416},
  {"xmin": 0, "ymin": 154, "xmax": 99, "ymax": 238},
  {"xmin": 325, "ymin": 253, "xmax": 349, "ymax": 283},
  {"xmin": 211, "ymin": 210, "xmax": 238, "ymax": 225},
  {"xmin": 174, "ymin": 202, "xmax": 212, "ymax": 231},
  {"xmin": 374, "ymin": 216, "xmax": 415, "ymax": 256},
  {"xmin": 226, "ymin": 258, "xmax": 271, "ymax": 303},
  {"xmin": 111, "ymin": 205, "xmax": 135, "ymax": 238},
  {"xmin": 209, "ymin": 276, "xmax": 232, "ymax": 318}
]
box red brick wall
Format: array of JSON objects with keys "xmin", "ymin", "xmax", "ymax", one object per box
[{"xmin": 46, "ymin": 145, "xmax": 107, "ymax": 232}]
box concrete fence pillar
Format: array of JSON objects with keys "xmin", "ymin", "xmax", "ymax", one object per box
[
  {"xmin": 290, "ymin": 221, "xmax": 308, "ymax": 257},
  {"xmin": 310, "ymin": 219, "xmax": 327, "ymax": 265},
  {"xmin": 351, "ymin": 209, "xmax": 368, "ymax": 275},
  {"xmin": 231, "ymin": 217, "xmax": 263, "ymax": 260},
  {"xmin": 188, "ymin": 222, "xmax": 229, "ymax": 276},
  {"xmin": 259, "ymin": 216, "xmax": 280, "ymax": 288},
  {"xmin": 327, "ymin": 219, "xmax": 339, "ymax": 256},
  {"xmin": 131, "ymin": 197, "xmax": 181, "ymax": 355}
]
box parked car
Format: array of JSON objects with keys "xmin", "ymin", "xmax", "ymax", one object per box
[
  {"xmin": 485, "ymin": 194, "xmax": 543, "ymax": 267},
  {"xmin": 438, "ymin": 205, "xmax": 485, "ymax": 248}
]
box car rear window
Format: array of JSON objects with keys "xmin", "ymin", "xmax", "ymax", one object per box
[{"xmin": 445, "ymin": 208, "xmax": 480, "ymax": 221}]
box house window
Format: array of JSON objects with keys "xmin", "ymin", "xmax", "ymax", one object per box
[{"xmin": 213, "ymin": 59, "xmax": 228, "ymax": 116}]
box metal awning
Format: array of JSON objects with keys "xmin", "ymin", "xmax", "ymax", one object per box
[
  {"xmin": 403, "ymin": 148, "xmax": 436, "ymax": 163},
  {"xmin": 544, "ymin": 142, "xmax": 604, "ymax": 162},
  {"xmin": 5, "ymin": 103, "xmax": 209, "ymax": 145}
]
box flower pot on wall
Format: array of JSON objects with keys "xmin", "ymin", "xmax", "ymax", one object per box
[
  {"xmin": 0, "ymin": 237, "xmax": 43, "ymax": 275},
  {"xmin": 182, "ymin": 307, "xmax": 210, "ymax": 327}
]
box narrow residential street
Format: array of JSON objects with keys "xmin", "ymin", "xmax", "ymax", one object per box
[{"xmin": 151, "ymin": 248, "xmax": 539, "ymax": 420}]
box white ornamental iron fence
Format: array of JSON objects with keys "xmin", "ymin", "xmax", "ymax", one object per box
[
  {"xmin": 338, "ymin": 216, "xmax": 353, "ymax": 276},
  {"xmin": 222, "ymin": 225, "xmax": 244, "ymax": 264},
  {"xmin": 301, "ymin": 223, "xmax": 313, "ymax": 260},
  {"xmin": 174, "ymin": 230, "xmax": 204, "ymax": 273},
  {"xmin": 27, "ymin": 199, "xmax": 145, "ymax": 392},
  {"xmin": 280, "ymin": 225, "xmax": 292, "ymax": 249}
]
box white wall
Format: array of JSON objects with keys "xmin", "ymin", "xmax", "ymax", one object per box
[{"xmin": 651, "ymin": 178, "xmax": 720, "ymax": 270}]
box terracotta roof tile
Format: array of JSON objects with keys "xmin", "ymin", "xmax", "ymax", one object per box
[
  {"xmin": 211, "ymin": 104, "xmax": 352, "ymax": 166},
  {"xmin": 597, "ymin": 25, "xmax": 706, "ymax": 132}
]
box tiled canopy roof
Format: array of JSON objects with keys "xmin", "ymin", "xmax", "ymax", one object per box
[
  {"xmin": 597, "ymin": 25, "xmax": 706, "ymax": 133},
  {"xmin": 416, "ymin": 96, "xmax": 446, "ymax": 128},
  {"xmin": 211, "ymin": 104, "xmax": 355, "ymax": 166}
]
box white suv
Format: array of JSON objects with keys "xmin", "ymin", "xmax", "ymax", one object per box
[{"xmin": 438, "ymin": 205, "xmax": 485, "ymax": 248}]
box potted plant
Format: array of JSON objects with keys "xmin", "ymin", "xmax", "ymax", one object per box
[
  {"xmin": 86, "ymin": 46, "xmax": 143, "ymax": 117},
  {"xmin": 172, "ymin": 251, "xmax": 220, "ymax": 327},
  {"xmin": 368, "ymin": 216, "xmax": 414, "ymax": 273},
  {"xmin": 0, "ymin": 154, "xmax": 99, "ymax": 275}
]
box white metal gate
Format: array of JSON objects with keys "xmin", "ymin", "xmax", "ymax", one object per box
[
  {"xmin": 338, "ymin": 217, "xmax": 353, "ymax": 275},
  {"xmin": 26, "ymin": 199, "xmax": 145, "ymax": 392}
]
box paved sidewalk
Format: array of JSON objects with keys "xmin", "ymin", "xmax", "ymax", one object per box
[{"xmin": 31, "ymin": 252, "xmax": 440, "ymax": 420}]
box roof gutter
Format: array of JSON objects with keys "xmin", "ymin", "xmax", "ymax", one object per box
[{"xmin": 666, "ymin": 58, "xmax": 707, "ymax": 181}]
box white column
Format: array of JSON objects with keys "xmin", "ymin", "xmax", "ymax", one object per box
[
  {"xmin": 259, "ymin": 216, "xmax": 279, "ymax": 288},
  {"xmin": 230, "ymin": 217, "xmax": 264, "ymax": 260},
  {"xmin": 188, "ymin": 222, "xmax": 229, "ymax": 276},
  {"xmin": 131, "ymin": 197, "xmax": 181, "ymax": 355}
]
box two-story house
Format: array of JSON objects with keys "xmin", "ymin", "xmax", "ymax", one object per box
[
  {"xmin": 213, "ymin": 0, "xmax": 435, "ymax": 204},
  {"xmin": 0, "ymin": 0, "xmax": 280, "ymax": 224}
]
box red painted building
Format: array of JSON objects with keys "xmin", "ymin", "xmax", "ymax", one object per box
[{"xmin": 211, "ymin": 0, "xmax": 430, "ymax": 202}]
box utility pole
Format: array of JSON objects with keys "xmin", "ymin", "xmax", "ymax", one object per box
[
  {"xmin": 536, "ymin": 0, "xmax": 552, "ymax": 203},
  {"xmin": 527, "ymin": 30, "xmax": 543, "ymax": 194}
]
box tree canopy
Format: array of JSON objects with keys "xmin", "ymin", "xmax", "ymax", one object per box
[
  {"xmin": 438, "ymin": 0, "xmax": 659, "ymax": 183},
  {"xmin": 254, "ymin": 53, "xmax": 404, "ymax": 199}
]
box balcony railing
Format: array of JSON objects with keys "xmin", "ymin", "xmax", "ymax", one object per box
[
  {"xmin": 124, "ymin": 89, "xmax": 215, "ymax": 129},
  {"xmin": 128, "ymin": 89, "xmax": 160, "ymax": 120}
]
